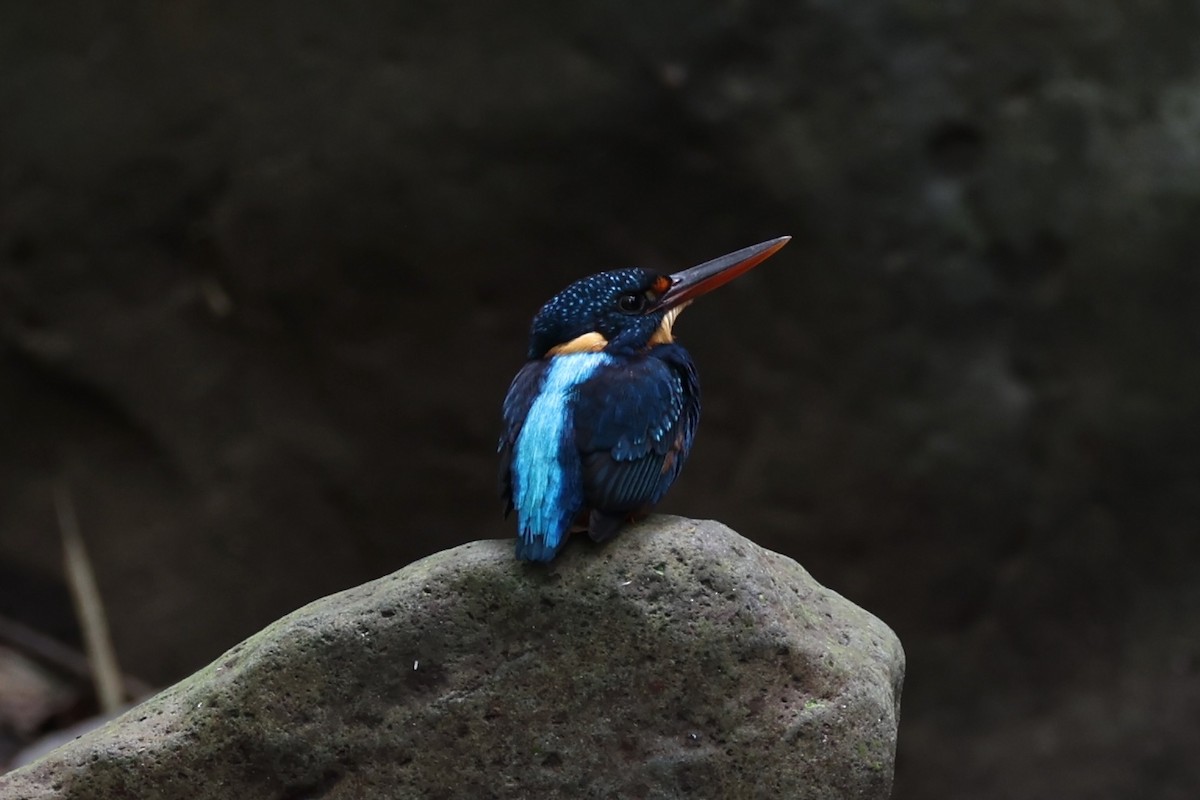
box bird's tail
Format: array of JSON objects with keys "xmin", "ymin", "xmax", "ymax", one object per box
[{"xmin": 514, "ymin": 534, "xmax": 562, "ymax": 563}]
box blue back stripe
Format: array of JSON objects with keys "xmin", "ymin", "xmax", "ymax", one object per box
[{"xmin": 513, "ymin": 353, "xmax": 611, "ymax": 549}]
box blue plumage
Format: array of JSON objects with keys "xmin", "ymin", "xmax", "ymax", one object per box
[
  {"xmin": 499, "ymin": 236, "xmax": 790, "ymax": 562},
  {"xmin": 510, "ymin": 353, "xmax": 611, "ymax": 559},
  {"xmin": 499, "ymin": 269, "xmax": 699, "ymax": 563}
]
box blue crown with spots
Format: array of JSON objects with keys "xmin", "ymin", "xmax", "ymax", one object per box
[{"xmin": 527, "ymin": 268, "xmax": 665, "ymax": 358}]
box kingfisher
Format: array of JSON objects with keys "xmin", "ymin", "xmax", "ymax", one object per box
[{"xmin": 498, "ymin": 236, "xmax": 790, "ymax": 562}]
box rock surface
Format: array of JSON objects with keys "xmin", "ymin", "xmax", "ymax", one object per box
[{"xmin": 0, "ymin": 517, "xmax": 903, "ymax": 800}]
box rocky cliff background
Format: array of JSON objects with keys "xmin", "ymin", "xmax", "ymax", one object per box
[{"xmin": 1, "ymin": 2, "xmax": 1198, "ymax": 798}]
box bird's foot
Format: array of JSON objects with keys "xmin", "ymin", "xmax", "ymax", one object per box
[{"xmin": 587, "ymin": 509, "xmax": 650, "ymax": 542}]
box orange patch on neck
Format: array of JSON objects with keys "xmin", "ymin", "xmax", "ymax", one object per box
[
  {"xmin": 647, "ymin": 302, "xmax": 689, "ymax": 348},
  {"xmin": 547, "ymin": 331, "xmax": 608, "ymax": 356}
]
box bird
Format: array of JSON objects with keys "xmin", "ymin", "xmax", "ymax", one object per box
[{"xmin": 498, "ymin": 236, "xmax": 790, "ymax": 562}]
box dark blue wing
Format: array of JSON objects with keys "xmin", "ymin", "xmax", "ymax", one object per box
[
  {"xmin": 498, "ymin": 360, "xmax": 549, "ymax": 514},
  {"xmin": 572, "ymin": 345, "xmax": 700, "ymax": 514}
]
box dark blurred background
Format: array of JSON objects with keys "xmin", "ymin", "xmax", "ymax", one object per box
[{"xmin": 2, "ymin": 2, "xmax": 1199, "ymax": 797}]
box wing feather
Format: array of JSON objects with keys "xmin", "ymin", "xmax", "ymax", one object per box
[
  {"xmin": 498, "ymin": 360, "xmax": 549, "ymax": 514},
  {"xmin": 572, "ymin": 347, "xmax": 699, "ymax": 513}
]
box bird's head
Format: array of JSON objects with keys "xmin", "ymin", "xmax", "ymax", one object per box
[{"xmin": 526, "ymin": 236, "xmax": 790, "ymax": 359}]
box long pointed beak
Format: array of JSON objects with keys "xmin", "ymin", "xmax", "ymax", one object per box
[{"xmin": 654, "ymin": 236, "xmax": 791, "ymax": 311}]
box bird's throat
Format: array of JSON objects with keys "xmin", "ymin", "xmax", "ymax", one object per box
[{"xmin": 648, "ymin": 302, "xmax": 690, "ymax": 347}]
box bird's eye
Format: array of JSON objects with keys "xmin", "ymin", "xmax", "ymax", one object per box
[{"xmin": 617, "ymin": 292, "xmax": 646, "ymax": 313}]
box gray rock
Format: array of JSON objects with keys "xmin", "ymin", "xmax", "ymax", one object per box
[{"xmin": 1, "ymin": 517, "xmax": 903, "ymax": 799}]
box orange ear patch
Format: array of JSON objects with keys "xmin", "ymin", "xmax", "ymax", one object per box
[{"xmin": 547, "ymin": 331, "xmax": 609, "ymax": 356}]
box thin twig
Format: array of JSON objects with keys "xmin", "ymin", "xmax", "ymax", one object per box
[
  {"xmin": 55, "ymin": 482, "xmax": 126, "ymax": 713},
  {"xmin": 0, "ymin": 614, "xmax": 153, "ymax": 699}
]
